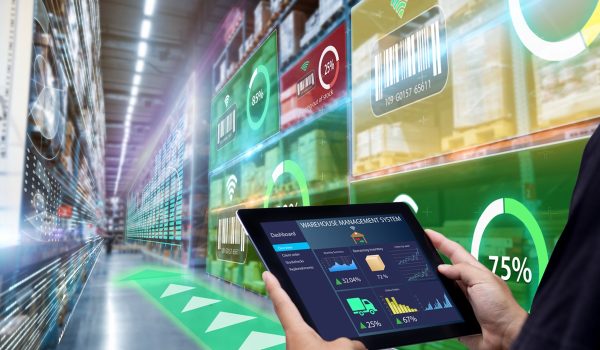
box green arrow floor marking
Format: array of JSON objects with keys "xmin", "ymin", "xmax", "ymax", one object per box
[
  {"xmin": 161, "ymin": 284, "xmax": 195, "ymax": 298},
  {"xmin": 206, "ymin": 312, "xmax": 256, "ymax": 333},
  {"xmin": 182, "ymin": 296, "xmax": 221, "ymax": 313},
  {"xmin": 239, "ymin": 331, "xmax": 286, "ymax": 350},
  {"xmin": 116, "ymin": 266, "xmax": 285, "ymax": 350}
]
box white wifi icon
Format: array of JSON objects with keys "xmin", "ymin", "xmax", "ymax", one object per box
[
  {"xmin": 224, "ymin": 94, "xmax": 231, "ymax": 108},
  {"xmin": 226, "ymin": 175, "xmax": 237, "ymax": 201}
]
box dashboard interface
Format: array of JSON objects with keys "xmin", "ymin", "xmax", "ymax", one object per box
[{"xmin": 261, "ymin": 214, "xmax": 463, "ymax": 339}]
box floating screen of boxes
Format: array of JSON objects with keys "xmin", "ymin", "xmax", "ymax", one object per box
[
  {"xmin": 351, "ymin": 0, "xmax": 600, "ymax": 176},
  {"xmin": 127, "ymin": 116, "xmax": 185, "ymax": 243},
  {"xmin": 207, "ymin": 23, "xmax": 350, "ymax": 293},
  {"xmin": 350, "ymin": 0, "xmax": 600, "ymax": 322},
  {"xmin": 208, "ymin": 110, "xmax": 349, "ymax": 288},
  {"xmin": 210, "ymin": 31, "xmax": 280, "ymax": 171}
]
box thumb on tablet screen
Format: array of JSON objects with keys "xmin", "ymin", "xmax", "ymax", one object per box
[
  {"xmin": 263, "ymin": 271, "xmax": 367, "ymax": 350},
  {"xmin": 263, "ymin": 271, "xmax": 310, "ymax": 333}
]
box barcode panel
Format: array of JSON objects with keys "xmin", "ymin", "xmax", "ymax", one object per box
[
  {"xmin": 217, "ymin": 216, "xmax": 245, "ymax": 253},
  {"xmin": 296, "ymin": 72, "xmax": 315, "ymax": 97},
  {"xmin": 373, "ymin": 19, "xmax": 443, "ymax": 102},
  {"xmin": 216, "ymin": 109, "xmax": 235, "ymax": 146},
  {"xmin": 436, "ymin": 21, "xmax": 442, "ymax": 77}
]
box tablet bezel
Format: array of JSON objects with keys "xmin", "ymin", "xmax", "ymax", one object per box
[{"xmin": 237, "ymin": 203, "xmax": 481, "ymax": 349}]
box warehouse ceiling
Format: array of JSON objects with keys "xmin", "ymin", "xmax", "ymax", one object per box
[{"xmin": 101, "ymin": 0, "xmax": 238, "ymax": 198}]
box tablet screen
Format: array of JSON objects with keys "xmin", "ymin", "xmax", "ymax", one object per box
[{"xmin": 260, "ymin": 213, "xmax": 464, "ymax": 340}]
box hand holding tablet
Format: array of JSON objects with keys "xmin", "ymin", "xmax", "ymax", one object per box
[{"xmin": 238, "ymin": 203, "xmax": 487, "ymax": 348}]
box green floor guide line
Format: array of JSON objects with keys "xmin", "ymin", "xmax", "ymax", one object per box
[{"xmin": 116, "ymin": 267, "xmax": 286, "ymax": 350}]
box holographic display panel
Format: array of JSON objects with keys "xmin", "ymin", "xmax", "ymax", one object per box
[
  {"xmin": 207, "ymin": 108, "xmax": 348, "ymax": 293},
  {"xmin": 210, "ymin": 31, "xmax": 280, "ymax": 171},
  {"xmin": 127, "ymin": 114, "xmax": 185, "ymax": 244}
]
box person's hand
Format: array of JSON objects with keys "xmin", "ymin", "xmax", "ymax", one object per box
[
  {"xmin": 425, "ymin": 229, "xmax": 528, "ymax": 350},
  {"xmin": 263, "ymin": 271, "xmax": 366, "ymax": 350}
]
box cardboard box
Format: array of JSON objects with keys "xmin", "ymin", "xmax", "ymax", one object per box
[
  {"xmin": 301, "ymin": 9, "xmax": 320, "ymax": 47},
  {"xmin": 451, "ymin": 25, "xmax": 514, "ymax": 129},
  {"xmin": 219, "ymin": 60, "xmax": 228, "ymax": 85},
  {"xmin": 369, "ymin": 122, "xmax": 435, "ymax": 156},
  {"xmin": 254, "ymin": 1, "xmax": 271, "ymax": 35},
  {"xmin": 270, "ymin": 0, "xmax": 284, "ymax": 14},
  {"xmin": 245, "ymin": 33, "xmax": 254, "ymax": 51},
  {"xmin": 280, "ymin": 10, "xmax": 307, "ymax": 63},
  {"xmin": 296, "ymin": 130, "xmax": 341, "ymax": 182},
  {"xmin": 319, "ymin": 0, "xmax": 343, "ymax": 26},
  {"xmin": 365, "ymin": 254, "xmax": 385, "ymax": 271},
  {"xmin": 264, "ymin": 146, "xmax": 281, "ymax": 177},
  {"xmin": 210, "ymin": 178, "xmax": 223, "ymax": 208},
  {"xmin": 356, "ymin": 129, "xmax": 371, "ymax": 160},
  {"xmin": 533, "ymin": 45, "xmax": 600, "ymax": 126}
]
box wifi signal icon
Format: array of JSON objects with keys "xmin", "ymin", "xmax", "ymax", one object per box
[
  {"xmin": 224, "ymin": 94, "xmax": 231, "ymax": 108},
  {"xmin": 301, "ymin": 61, "xmax": 310, "ymax": 72},
  {"xmin": 391, "ymin": 0, "xmax": 407, "ymax": 18},
  {"xmin": 226, "ymin": 175, "xmax": 238, "ymax": 201}
]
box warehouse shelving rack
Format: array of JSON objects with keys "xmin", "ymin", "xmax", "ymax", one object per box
[{"xmin": 0, "ymin": 0, "xmax": 106, "ymax": 348}]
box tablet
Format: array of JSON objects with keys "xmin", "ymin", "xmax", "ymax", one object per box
[{"xmin": 237, "ymin": 203, "xmax": 481, "ymax": 349}]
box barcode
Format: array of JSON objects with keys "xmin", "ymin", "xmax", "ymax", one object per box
[
  {"xmin": 217, "ymin": 108, "xmax": 235, "ymax": 146},
  {"xmin": 373, "ymin": 20, "xmax": 442, "ymax": 102},
  {"xmin": 296, "ymin": 72, "xmax": 315, "ymax": 97},
  {"xmin": 217, "ymin": 216, "xmax": 245, "ymax": 252}
]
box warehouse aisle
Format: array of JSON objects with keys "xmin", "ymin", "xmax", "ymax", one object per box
[
  {"xmin": 57, "ymin": 251, "xmax": 199, "ymax": 350},
  {"xmin": 57, "ymin": 249, "xmax": 285, "ymax": 350}
]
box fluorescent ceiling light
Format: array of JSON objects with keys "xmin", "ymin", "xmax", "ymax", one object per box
[
  {"xmin": 131, "ymin": 86, "xmax": 139, "ymax": 96},
  {"xmin": 135, "ymin": 59, "xmax": 145, "ymax": 73},
  {"xmin": 141, "ymin": 19, "xmax": 152, "ymax": 39},
  {"xmin": 125, "ymin": 113, "xmax": 132, "ymax": 121},
  {"xmin": 127, "ymin": 105, "xmax": 133, "ymax": 114},
  {"xmin": 138, "ymin": 41, "xmax": 148, "ymax": 58},
  {"xmin": 125, "ymin": 120, "xmax": 131, "ymax": 128},
  {"xmin": 133, "ymin": 74, "xmax": 141, "ymax": 86},
  {"xmin": 129, "ymin": 96, "xmax": 137, "ymax": 106},
  {"xmin": 144, "ymin": 0, "xmax": 156, "ymax": 16}
]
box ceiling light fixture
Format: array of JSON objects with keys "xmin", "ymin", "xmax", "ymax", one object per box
[
  {"xmin": 133, "ymin": 74, "xmax": 141, "ymax": 86},
  {"xmin": 129, "ymin": 96, "xmax": 137, "ymax": 106},
  {"xmin": 135, "ymin": 59, "xmax": 145, "ymax": 73},
  {"xmin": 141, "ymin": 19, "xmax": 152, "ymax": 39},
  {"xmin": 138, "ymin": 41, "xmax": 148, "ymax": 58},
  {"xmin": 144, "ymin": 0, "xmax": 156, "ymax": 16},
  {"xmin": 131, "ymin": 86, "xmax": 139, "ymax": 96},
  {"xmin": 127, "ymin": 105, "xmax": 133, "ymax": 114}
]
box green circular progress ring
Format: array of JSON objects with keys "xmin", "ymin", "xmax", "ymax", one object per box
[
  {"xmin": 246, "ymin": 64, "xmax": 271, "ymax": 130},
  {"xmin": 470, "ymin": 198, "xmax": 549, "ymax": 284},
  {"xmin": 264, "ymin": 160, "xmax": 310, "ymax": 208}
]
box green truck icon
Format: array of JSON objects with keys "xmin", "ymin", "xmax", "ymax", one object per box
[{"xmin": 346, "ymin": 297, "xmax": 378, "ymax": 316}]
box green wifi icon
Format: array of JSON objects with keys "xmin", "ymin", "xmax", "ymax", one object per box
[
  {"xmin": 396, "ymin": 318, "xmax": 403, "ymax": 325},
  {"xmin": 300, "ymin": 60, "xmax": 310, "ymax": 71},
  {"xmin": 335, "ymin": 279, "xmax": 342, "ymax": 286},
  {"xmin": 360, "ymin": 322, "xmax": 367, "ymax": 330},
  {"xmin": 390, "ymin": 0, "xmax": 407, "ymax": 18}
]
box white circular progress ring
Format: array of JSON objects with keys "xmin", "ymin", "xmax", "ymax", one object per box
[
  {"xmin": 318, "ymin": 45, "xmax": 340, "ymax": 90},
  {"xmin": 246, "ymin": 64, "xmax": 271, "ymax": 130},
  {"xmin": 509, "ymin": 0, "xmax": 600, "ymax": 61}
]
